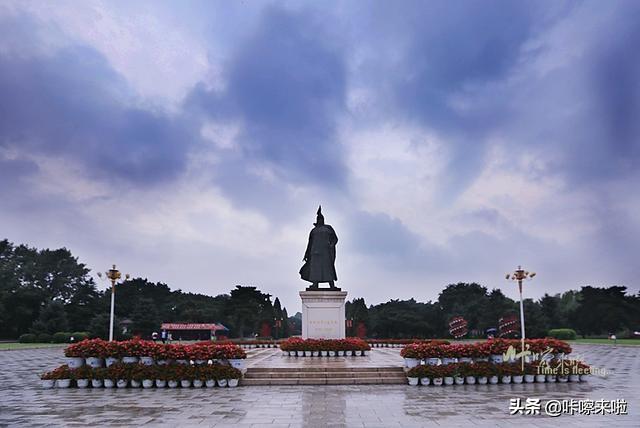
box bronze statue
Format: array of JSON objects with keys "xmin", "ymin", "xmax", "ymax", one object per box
[{"xmin": 300, "ymin": 206, "xmax": 339, "ymax": 290}]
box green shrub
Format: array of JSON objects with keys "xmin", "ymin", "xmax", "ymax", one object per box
[
  {"xmin": 548, "ymin": 329, "xmax": 577, "ymax": 340},
  {"xmin": 52, "ymin": 332, "xmax": 72, "ymax": 343},
  {"xmin": 71, "ymin": 332, "xmax": 89, "ymax": 342},
  {"xmin": 37, "ymin": 333, "xmax": 53, "ymax": 343},
  {"xmin": 18, "ymin": 333, "xmax": 37, "ymax": 343}
]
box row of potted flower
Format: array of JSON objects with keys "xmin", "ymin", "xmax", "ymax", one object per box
[
  {"xmin": 64, "ymin": 339, "xmax": 247, "ymax": 370},
  {"xmin": 279, "ymin": 338, "xmax": 371, "ymax": 355},
  {"xmin": 41, "ymin": 363, "xmax": 242, "ymax": 389},
  {"xmin": 366, "ymin": 339, "xmax": 450, "ymax": 348},
  {"xmin": 400, "ymin": 338, "xmax": 572, "ymax": 366},
  {"xmin": 406, "ymin": 360, "xmax": 591, "ymax": 386}
]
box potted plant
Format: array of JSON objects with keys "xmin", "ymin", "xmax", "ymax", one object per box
[
  {"xmin": 221, "ymin": 345, "xmax": 247, "ymax": 372},
  {"xmin": 49, "ymin": 365, "xmax": 73, "ymax": 388},
  {"xmin": 216, "ymin": 366, "xmax": 228, "ymax": 387},
  {"xmin": 90, "ymin": 367, "xmax": 106, "ymax": 388},
  {"xmin": 406, "ymin": 365, "xmax": 420, "ymax": 386},
  {"xmin": 457, "ymin": 345, "xmax": 473, "ymax": 363},
  {"xmin": 225, "ymin": 366, "xmax": 242, "ymax": 387},
  {"xmin": 165, "ymin": 364, "xmax": 180, "ymax": 388},
  {"xmin": 441, "ymin": 364, "xmax": 455, "ymax": 386},
  {"xmin": 458, "ymin": 362, "xmax": 475, "ymax": 385},
  {"xmin": 153, "ymin": 343, "xmax": 170, "ymax": 365},
  {"xmin": 120, "ymin": 340, "xmax": 142, "ymax": 364},
  {"xmin": 202, "ymin": 365, "xmax": 217, "ymax": 388},
  {"xmin": 74, "ymin": 365, "xmax": 92, "ymax": 388},
  {"xmin": 78, "ymin": 339, "xmax": 107, "ymax": 368},
  {"xmin": 487, "ymin": 339, "xmax": 509, "ymax": 363},
  {"xmin": 524, "ymin": 362, "xmax": 537, "ymax": 383},
  {"xmin": 450, "ymin": 363, "xmax": 465, "ymax": 385},
  {"xmin": 576, "ymin": 361, "xmax": 590, "ymax": 382},
  {"xmin": 128, "ymin": 363, "xmax": 145, "ymax": 388},
  {"xmin": 40, "ymin": 367, "xmax": 63, "ymax": 389},
  {"xmin": 166, "ymin": 344, "xmax": 188, "ymax": 364},
  {"xmin": 440, "ymin": 345, "xmax": 458, "ymax": 365},
  {"xmin": 471, "ymin": 343, "xmax": 490, "ymax": 362},
  {"xmin": 498, "ymin": 362, "xmax": 515, "ymax": 384},
  {"xmin": 473, "ymin": 362, "xmax": 494, "ymax": 385},
  {"xmin": 193, "ymin": 366, "xmax": 206, "ymax": 388},
  {"xmin": 105, "ymin": 363, "xmax": 124, "ymax": 388},
  {"xmin": 430, "ymin": 365, "xmax": 444, "ymax": 386},
  {"xmin": 104, "ymin": 341, "xmax": 121, "ymax": 367},
  {"xmin": 511, "ymin": 363, "xmax": 524, "ymax": 384},
  {"xmin": 64, "ymin": 344, "xmax": 85, "ymax": 369},
  {"xmin": 400, "ymin": 344, "xmax": 422, "ymax": 369},
  {"xmin": 178, "ymin": 364, "xmax": 194, "ymax": 388},
  {"xmin": 141, "ymin": 365, "xmax": 155, "ymax": 389}
]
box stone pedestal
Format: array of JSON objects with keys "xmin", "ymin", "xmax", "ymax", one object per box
[{"xmin": 299, "ymin": 290, "xmax": 348, "ymax": 339}]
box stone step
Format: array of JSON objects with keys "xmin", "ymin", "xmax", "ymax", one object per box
[
  {"xmin": 240, "ymin": 377, "xmax": 407, "ymax": 386},
  {"xmin": 245, "ymin": 370, "xmax": 406, "ymax": 379},
  {"xmin": 247, "ymin": 366, "xmax": 403, "ymax": 373}
]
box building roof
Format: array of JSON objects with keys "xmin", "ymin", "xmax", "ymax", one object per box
[{"xmin": 160, "ymin": 323, "xmax": 228, "ymax": 331}]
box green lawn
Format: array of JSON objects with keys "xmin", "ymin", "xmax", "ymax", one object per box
[
  {"xmin": 0, "ymin": 342, "xmax": 66, "ymax": 351},
  {"xmin": 570, "ymin": 338, "xmax": 640, "ymax": 346}
]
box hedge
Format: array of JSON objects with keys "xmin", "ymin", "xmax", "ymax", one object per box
[
  {"xmin": 548, "ymin": 329, "xmax": 577, "ymax": 340},
  {"xmin": 52, "ymin": 332, "xmax": 72, "ymax": 343},
  {"xmin": 19, "ymin": 333, "xmax": 38, "ymax": 343},
  {"xmin": 37, "ymin": 333, "xmax": 53, "ymax": 343}
]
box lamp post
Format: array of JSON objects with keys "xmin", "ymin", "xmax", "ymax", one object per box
[
  {"xmin": 506, "ymin": 266, "xmax": 536, "ymax": 354},
  {"xmin": 97, "ymin": 265, "xmax": 130, "ymax": 342}
]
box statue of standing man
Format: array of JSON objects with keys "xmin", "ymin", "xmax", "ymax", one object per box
[{"xmin": 300, "ymin": 206, "xmax": 339, "ymax": 290}]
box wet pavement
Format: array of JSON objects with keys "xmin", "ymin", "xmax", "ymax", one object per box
[{"xmin": 0, "ymin": 344, "xmax": 637, "ymax": 427}]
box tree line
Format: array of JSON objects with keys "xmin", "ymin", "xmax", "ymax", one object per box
[{"xmin": 1, "ymin": 239, "xmax": 638, "ymax": 340}]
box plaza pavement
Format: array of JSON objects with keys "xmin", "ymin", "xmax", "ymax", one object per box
[{"xmin": 0, "ymin": 344, "xmax": 637, "ymax": 427}]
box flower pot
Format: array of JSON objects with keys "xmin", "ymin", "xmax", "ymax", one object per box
[
  {"xmin": 579, "ymin": 374, "xmax": 589, "ymax": 382},
  {"xmin": 175, "ymin": 359, "xmax": 188, "ymax": 365},
  {"xmin": 228, "ymin": 379, "xmax": 239, "ymax": 387},
  {"xmin": 313, "ymin": 351, "xmax": 320, "ymax": 357},
  {"xmin": 432, "ymin": 377, "xmax": 443, "ymax": 386},
  {"xmin": 546, "ymin": 375, "xmax": 556, "ymax": 383},
  {"xmin": 441, "ymin": 357, "xmax": 456, "ymax": 365},
  {"xmin": 454, "ymin": 376, "xmax": 464, "ymax": 385},
  {"xmin": 168, "ymin": 380, "xmax": 178, "ymax": 388},
  {"xmin": 444, "ymin": 377, "xmax": 454, "ymax": 386},
  {"xmin": 490, "ymin": 355, "xmax": 503, "ymax": 364},
  {"xmin": 557, "ymin": 376, "xmax": 568, "ymax": 383},
  {"xmin": 77, "ymin": 379, "xmax": 90, "ymax": 388},
  {"xmin": 217, "ymin": 379, "xmax": 228, "ymax": 387},
  {"xmin": 193, "ymin": 379, "xmax": 204, "ymax": 388},
  {"xmin": 130, "ymin": 380, "xmax": 141, "ymax": 388},
  {"xmin": 420, "ymin": 377, "xmax": 430, "ymax": 386},
  {"xmin": 474, "ymin": 357, "xmax": 489, "ymax": 363},
  {"xmin": 157, "ymin": 359, "xmax": 169, "ymax": 365},
  {"xmin": 569, "ymin": 375, "xmax": 580, "ymax": 382},
  {"xmin": 363, "ymin": 351, "xmax": 369, "ymax": 356},
  {"xmin": 229, "ymin": 359, "xmax": 245, "ymax": 371},
  {"xmin": 426, "ymin": 358, "xmax": 439, "ymax": 366},
  {"xmin": 140, "ymin": 356, "xmax": 154, "ymax": 366},
  {"xmin": 477, "ymin": 376, "xmax": 488, "ymax": 385},
  {"xmin": 321, "ymin": 351, "xmax": 328, "ymax": 357},
  {"xmin": 104, "ymin": 379, "xmax": 115, "ymax": 388},
  {"xmin": 205, "ymin": 380, "xmax": 216, "ymax": 388},
  {"xmin": 459, "ymin": 357, "xmax": 472, "ymax": 363},
  {"xmin": 116, "ymin": 379, "xmax": 128, "ymax": 388},
  {"xmin": 524, "ymin": 375, "xmax": 535, "ymax": 383},
  {"xmin": 57, "ymin": 379, "xmax": 71, "ymax": 388},
  {"xmin": 501, "ymin": 376, "xmax": 512, "ymax": 384},
  {"xmin": 535, "ymin": 375, "xmax": 546, "ymax": 383},
  {"xmin": 512, "ymin": 375, "xmax": 523, "ymax": 384},
  {"xmin": 407, "ymin": 377, "xmax": 419, "ymax": 386},
  {"xmin": 141, "ymin": 379, "xmax": 153, "ymax": 388},
  {"xmin": 122, "ymin": 356, "xmax": 138, "ymax": 364},
  {"xmin": 42, "ymin": 380, "xmax": 55, "ymax": 389},
  {"xmin": 67, "ymin": 357, "xmax": 84, "ymax": 369},
  {"xmin": 86, "ymin": 357, "xmax": 103, "ymax": 368},
  {"xmin": 337, "ymin": 351, "xmax": 345, "ymax": 357},
  {"xmin": 304, "ymin": 351, "xmax": 312, "ymax": 357},
  {"xmin": 288, "ymin": 351, "xmax": 294, "ymax": 356},
  {"xmin": 465, "ymin": 376, "xmax": 476, "ymax": 385},
  {"xmin": 329, "ymin": 351, "xmax": 336, "ymax": 357},
  {"xmin": 155, "ymin": 380, "xmax": 167, "ymax": 388},
  {"xmin": 180, "ymin": 380, "xmax": 191, "ymax": 388},
  {"xmin": 105, "ymin": 357, "xmax": 119, "ymax": 367},
  {"xmin": 405, "ymin": 358, "xmax": 420, "ymax": 369},
  {"xmin": 194, "ymin": 359, "xmax": 207, "ymax": 365},
  {"xmin": 489, "ymin": 376, "xmax": 499, "ymax": 385}
]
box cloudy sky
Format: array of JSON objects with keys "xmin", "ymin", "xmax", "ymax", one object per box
[{"xmin": 1, "ymin": 1, "xmax": 638, "ymax": 312}]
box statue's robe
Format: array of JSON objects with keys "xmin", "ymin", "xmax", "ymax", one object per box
[{"xmin": 299, "ymin": 224, "xmax": 338, "ymax": 283}]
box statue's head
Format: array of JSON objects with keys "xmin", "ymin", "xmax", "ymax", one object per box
[{"xmin": 314, "ymin": 205, "xmax": 325, "ymax": 226}]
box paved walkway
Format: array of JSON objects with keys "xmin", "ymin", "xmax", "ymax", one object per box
[{"xmin": 0, "ymin": 345, "xmax": 637, "ymax": 427}]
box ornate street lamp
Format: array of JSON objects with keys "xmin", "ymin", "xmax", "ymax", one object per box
[
  {"xmin": 506, "ymin": 266, "xmax": 536, "ymax": 353},
  {"xmin": 97, "ymin": 264, "xmax": 130, "ymax": 342}
]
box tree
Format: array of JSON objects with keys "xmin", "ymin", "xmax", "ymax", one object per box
[
  {"xmin": 131, "ymin": 298, "xmax": 161, "ymax": 337},
  {"xmin": 227, "ymin": 286, "xmax": 274, "ymax": 338},
  {"xmin": 438, "ymin": 283, "xmax": 489, "ymax": 334},
  {"xmin": 31, "ymin": 301, "xmax": 69, "ymax": 334}
]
